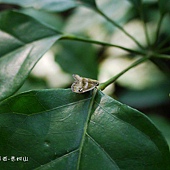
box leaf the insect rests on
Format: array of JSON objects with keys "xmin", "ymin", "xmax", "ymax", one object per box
[{"xmin": 0, "ymin": 89, "xmax": 169, "ymax": 170}]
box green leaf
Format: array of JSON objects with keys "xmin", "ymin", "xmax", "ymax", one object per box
[
  {"xmin": 20, "ymin": 8, "xmax": 64, "ymax": 30},
  {"xmin": 55, "ymin": 40, "xmax": 98, "ymax": 79},
  {"xmin": 117, "ymin": 80, "xmax": 170, "ymax": 108},
  {"xmin": 0, "ymin": 89, "xmax": 169, "ymax": 169},
  {"xmin": 0, "ymin": 11, "xmax": 62, "ymax": 101},
  {"xmin": 0, "ymin": 0, "xmax": 77, "ymax": 12},
  {"xmin": 158, "ymin": 0, "xmax": 170, "ymax": 14},
  {"xmin": 149, "ymin": 114, "xmax": 170, "ymax": 148}
]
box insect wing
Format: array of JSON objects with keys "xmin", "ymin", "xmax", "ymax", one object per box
[{"xmin": 71, "ymin": 74, "xmax": 99, "ymax": 93}]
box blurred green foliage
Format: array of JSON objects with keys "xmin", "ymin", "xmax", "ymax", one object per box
[
  {"xmin": 1, "ymin": 0, "xmax": 169, "ymax": 144},
  {"xmin": 0, "ymin": 0, "xmax": 170, "ymax": 169}
]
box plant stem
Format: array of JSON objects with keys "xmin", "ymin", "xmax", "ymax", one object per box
[
  {"xmin": 95, "ymin": 8, "xmax": 144, "ymax": 50},
  {"xmin": 139, "ymin": 5, "xmax": 151, "ymax": 46},
  {"xmin": 142, "ymin": 20, "xmax": 150, "ymax": 47},
  {"xmin": 98, "ymin": 56, "xmax": 150, "ymax": 91},
  {"xmin": 153, "ymin": 53, "xmax": 170, "ymax": 59},
  {"xmin": 62, "ymin": 34, "xmax": 145, "ymax": 55},
  {"xmin": 157, "ymin": 47, "xmax": 170, "ymax": 53},
  {"xmin": 155, "ymin": 14, "xmax": 164, "ymax": 44}
]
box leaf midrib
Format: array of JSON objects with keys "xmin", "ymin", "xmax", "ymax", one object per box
[{"xmin": 76, "ymin": 89, "xmax": 97, "ymax": 170}]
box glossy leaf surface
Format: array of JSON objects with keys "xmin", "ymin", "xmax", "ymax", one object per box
[
  {"xmin": 0, "ymin": 11, "xmax": 62, "ymax": 101},
  {"xmin": 0, "ymin": 89, "xmax": 169, "ymax": 170},
  {"xmin": 0, "ymin": 0, "xmax": 97, "ymax": 11}
]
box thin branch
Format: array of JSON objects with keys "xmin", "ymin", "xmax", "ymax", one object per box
[
  {"xmin": 95, "ymin": 8, "xmax": 145, "ymax": 50},
  {"xmin": 155, "ymin": 14, "xmax": 164, "ymax": 44},
  {"xmin": 142, "ymin": 20, "xmax": 151, "ymax": 47},
  {"xmin": 98, "ymin": 56, "xmax": 150, "ymax": 91},
  {"xmin": 139, "ymin": 4, "xmax": 151, "ymax": 46},
  {"xmin": 153, "ymin": 53, "xmax": 170, "ymax": 59},
  {"xmin": 61, "ymin": 34, "xmax": 145, "ymax": 55},
  {"xmin": 157, "ymin": 46, "xmax": 170, "ymax": 53}
]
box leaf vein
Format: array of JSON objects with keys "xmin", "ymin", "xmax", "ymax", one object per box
[{"xmin": 86, "ymin": 133, "xmax": 120, "ymax": 170}]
